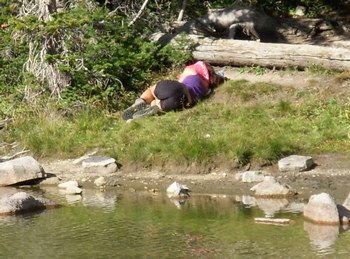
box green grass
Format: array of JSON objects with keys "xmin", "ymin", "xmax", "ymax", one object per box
[{"xmin": 2, "ymin": 79, "xmax": 350, "ymax": 169}]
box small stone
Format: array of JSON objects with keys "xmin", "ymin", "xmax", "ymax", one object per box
[
  {"xmin": 58, "ymin": 180, "xmax": 79, "ymax": 189},
  {"xmin": 65, "ymin": 186, "xmax": 83, "ymax": 195},
  {"xmin": 94, "ymin": 177, "xmax": 106, "ymax": 187}
]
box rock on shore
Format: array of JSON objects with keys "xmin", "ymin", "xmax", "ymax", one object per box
[
  {"xmin": 278, "ymin": 155, "xmax": 314, "ymax": 172},
  {"xmin": 0, "ymin": 156, "xmax": 45, "ymax": 186}
]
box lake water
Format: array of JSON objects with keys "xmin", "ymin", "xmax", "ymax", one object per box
[{"xmin": 1, "ymin": 188, "xmax": 350, "ymax": 258}]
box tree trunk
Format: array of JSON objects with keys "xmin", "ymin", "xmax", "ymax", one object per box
[
  {"xmin": 19, "ymin": 0, "xmax": 72, "ymax": 99},
  {"xmin": 177, "ymin": 0, "xmax": 188, "ymax": 22},
  {"xmin": 152, "ymin": 33, "xmax": 350, "ymax": 70}
]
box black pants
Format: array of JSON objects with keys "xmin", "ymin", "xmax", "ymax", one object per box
[{"xmin": 154, "ymin": 80, "xmax": 187, "ymax": 112}]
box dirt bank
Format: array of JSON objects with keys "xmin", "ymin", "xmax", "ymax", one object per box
[{"xmin": 40, "ymin": 152, "xmax": 350, "ymax": 203}]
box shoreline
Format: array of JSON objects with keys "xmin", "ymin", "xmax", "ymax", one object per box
[{"xmin": 39, "ymin": 152, "xmax": 350, "ymax": 202}]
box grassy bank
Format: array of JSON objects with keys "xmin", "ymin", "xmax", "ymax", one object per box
[{"xmin": 2, "ymin": 70, "xmax": 350, "ymax": 169}]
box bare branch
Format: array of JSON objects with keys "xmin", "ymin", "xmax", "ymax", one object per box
[
  {"xmin": 128, "ymin": 0, "xmax": 150, "ymax": 26},
  {"xmin": 177, "ymin": 0, "xmax": 188, "ymax": 22}
]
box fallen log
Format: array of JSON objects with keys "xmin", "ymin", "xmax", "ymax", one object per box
[{"xmin": 152, "ymin": 33, "xmax": 350, "ymax": 70}]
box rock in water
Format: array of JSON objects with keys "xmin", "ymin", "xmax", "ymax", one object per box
[
  {"xmin": 58, "ymin": 180, "xmax": 79, "ymax": 189},
  {"xmin": 0, "ymin": 156, "xmax": 45, "ymax": 186},
  {"xmin": 166, "ymin": 182, "xmax": 190, "ymax": 198},
  {"xmin": 250, "ymin": 176, "xmax": 297, "ymax": 197},
  {"xmin": 303, "ymin": 193, "xmax": 339, "ymax": 225},
  {"xmin": 0, "ymin": 192, "xmax": 59, "ymax": 215},
  {"xmin": 64, "ymin": 186, "xmax": 83, "ymax": 195}
]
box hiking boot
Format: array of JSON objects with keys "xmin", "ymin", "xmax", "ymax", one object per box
[
  {"xmin": 122, "ymin": 100, "xmax": 148, "ymax": 120},
  {"xmin": 132, "ymin": 105, "xmax": 162, "ymax": 120}
]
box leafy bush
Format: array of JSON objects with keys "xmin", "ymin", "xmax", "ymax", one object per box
[{"xmin": 0, "ymin": 1, "xmax": 192, "ymax": 115}]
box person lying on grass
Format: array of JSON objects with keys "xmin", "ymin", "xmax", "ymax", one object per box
[{"xmin": 122, "ymin": 60, "xmax": 225, "ymax": 120}]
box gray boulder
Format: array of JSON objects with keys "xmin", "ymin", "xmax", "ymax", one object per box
[
  {"xmin": 250, "ymin": 176, "xmax": 297, "ymax": 197},
  {"xmin": 0, "ymin": 192, "xmax": 59, "ymax": 215},
  {"xmin": 82, "ymin": 156, "xmax": 117, "ymax": 175},
  {"xmin": 303, "ymin": 193, "xmax": 339, "ymax": 225},
  {"xmin": 278, "ymin": 155, "xmax": 314, "ymax": 172},
  {"xmin": 0, "ymin": 156, "xmax": 45, "ymax": 186}
]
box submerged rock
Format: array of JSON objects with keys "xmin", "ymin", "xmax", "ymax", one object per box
[
  {"xmin": 58, "ymin": 180, "xmax": 82, "ymax": 195},
  {"xmin": 0, "ymin": 192, "xmax": 59, "ymax": 215},
  {"xmin": 0, "ymin": 156, "xmax": 45, "ymax": 186},
  {"xmin": 278, "ymin": 155, "xmax": 314, "ymax": 172},
  {"xmin": 250, "ymin": 176, "xmax": 297, "ymax": 197},
  {"xmin": 303, "ymin": 193, "xmax": 339, "ymax": 225},
  {"xmin": 166, "ymin": 182, "xmax": 190, "ymax": 198}
]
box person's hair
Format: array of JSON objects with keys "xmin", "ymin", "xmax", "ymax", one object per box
[{"xmin": 203, "ymin": 61, "xmax": 225, "ymax": 87}]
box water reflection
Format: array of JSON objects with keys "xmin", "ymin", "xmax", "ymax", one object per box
[
  {"xmin": 235, "ymin": 195, "xmax": 305, "ymax": 217},
  {"xmin": 304, "ymin": 221, "xmax": 339, "ymax": 255},
  {"xmin": 1, "ymin": 188, "xmax": 350, "ymax": 258},
  {"xmin": 255, "ymin": 198, "xmax": 289, "ymax": 218},
  {"xmin": 81, "ymin": 189, "xmax": 118, "ymax": 210},
  {"xmin": 40, "ymin": 186, "xmax": 118, "ymax": 210},
  {"xmin": 168, "ymin": 198, "xmax": 188, "ymax": 209},
  {"xmin": 65, "ymin": 194, "xmax": 82, "ymax": 203}
]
